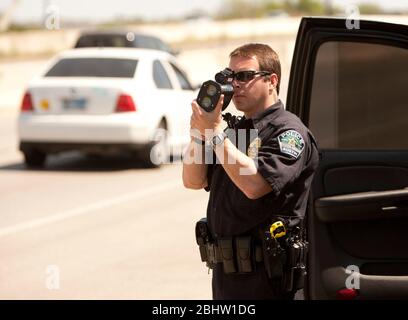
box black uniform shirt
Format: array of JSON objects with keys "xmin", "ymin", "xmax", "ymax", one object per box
[{"xmin": 205, "ymin": 100, "xmax": 319, "ymax": 238}]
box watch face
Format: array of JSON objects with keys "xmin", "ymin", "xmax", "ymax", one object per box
[{"xmin": 212, "ymin": 133, "xmax": 225, "ymax": 146}]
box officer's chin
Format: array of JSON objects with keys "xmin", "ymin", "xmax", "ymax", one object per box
[{"xmin": 233, "ymin": 100, "xmax": 249, "ymax": 113}]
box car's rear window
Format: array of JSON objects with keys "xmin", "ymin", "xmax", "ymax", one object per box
[
  {"xmin": 44, "ymin": 58, "xmax": 138, "ymax": 78},
  {"xmin": 75, "ymin": 35, "xmax": 131, "ymax": 48}
]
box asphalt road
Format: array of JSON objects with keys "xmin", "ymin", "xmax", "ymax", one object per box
[
  {"xmin": 0, "ymin": 36, "xmax": 295, "ymax": 299},
  {"xmin": 0, "ymin": 110, "xmax": 213, "ymax": 299}
]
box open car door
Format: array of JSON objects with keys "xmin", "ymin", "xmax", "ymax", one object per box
[{"xmin": 286, "ymin": 17, "xmax": 408, "ymax": 299}]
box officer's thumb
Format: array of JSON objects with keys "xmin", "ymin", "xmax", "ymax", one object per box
[{"xmin": 191, "ymin": 99, "xmax": 202, "ymax": 116}]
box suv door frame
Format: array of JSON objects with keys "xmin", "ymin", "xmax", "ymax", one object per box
[{"xmin": 286, "ymin": 17, "xmax": 408, "ymax": 300}]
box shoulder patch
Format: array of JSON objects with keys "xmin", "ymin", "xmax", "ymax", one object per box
[{"xmin": 277, "ymin": 130, "xmax": 305, "ymax": 159}]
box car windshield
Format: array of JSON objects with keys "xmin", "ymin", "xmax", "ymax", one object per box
[{"xmin": 44, "ymin": 58, "xmax": 138, "ymax": 78}]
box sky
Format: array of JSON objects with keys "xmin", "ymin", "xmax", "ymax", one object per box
[
  {"xmin": 1, "ymin": 0, "xmax": 408, "ymax": 24},
  {"xmin": 0, "ymin": 0, "xmax": 221, "ymax": 23}
]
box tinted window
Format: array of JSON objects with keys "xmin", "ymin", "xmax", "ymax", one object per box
[
  {"xmin": 75, "ymin": 35, "xmax": 131, "ymax": 48},
  {"xmin": 74, "ymin": 33, "xmax": 173, "ymax": 53},
  {"xmin": 135, "ymin": 35, "xmax": 157, "ymax": 49},
  {"xmin": 309, "ymin": 41, "xmax": 408, "ymax": 149},
  {"xmin": 155, "ymin": 39, "xmax": 172, "ymax": 53},
  {"xmin": 169, "ymin": 63, "xmax": 193, "ymax": 90},
  {"xmin": 153, "ymin": 60, "xmax": 173, "ymax": 89},
  {"xmin": 45, "ymin": 58, "xmax": 138, "ymax": 78},
  {"xmin": 140, "ymin": 36, "xmax": 170, "ymax": 52}
]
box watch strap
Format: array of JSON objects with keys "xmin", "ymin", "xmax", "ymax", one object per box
[{"xmin": 210, "ymin": 131, "xmax": 228, "ymax": 147}]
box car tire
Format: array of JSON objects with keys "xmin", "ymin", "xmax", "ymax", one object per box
[
  {"xmin": 23, "ymin": 149, "xmax": 47, "ymax": 168},
  {"xmin": 142, "ymin": 122, "xmax": 169, "ymax": 168}
]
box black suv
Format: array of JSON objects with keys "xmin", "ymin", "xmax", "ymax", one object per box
[
  {"xmin": 74, "ymin": 30, "xmax": 178, "ymax": 55},
  {"xmin": 287, "ymin": 17, "xmax": 408, "ymax": 299}
]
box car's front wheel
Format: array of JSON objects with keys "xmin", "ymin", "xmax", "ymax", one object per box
[{"xmin": 23, "ymin": 149, "xmax": 47, "ymax": 168}]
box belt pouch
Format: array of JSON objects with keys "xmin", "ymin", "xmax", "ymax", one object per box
[
  {"xmin": 218, "ymin": 238, "xmax": 236, "ymax": 274},
  {"xmin": 236, "ymin": 236, "xmax": 253, "ymax": 273},
  {"xmin": 195, "ymin": 218, "xmax": 209, "ymax": 262}
]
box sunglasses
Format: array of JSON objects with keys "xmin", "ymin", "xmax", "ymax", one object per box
[{"xmin": 231, "ymin": 70, "xmax": 271, "ymax": 82}]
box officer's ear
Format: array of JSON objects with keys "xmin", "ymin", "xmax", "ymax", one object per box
[{"xmin": 268, "ymin": 73, "xmax": 279, "ymax": 90}]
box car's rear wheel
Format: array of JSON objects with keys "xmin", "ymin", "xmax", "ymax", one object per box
[{"xmin": 23, "ymin": 149, "xmax": 47, "ymax": 168}]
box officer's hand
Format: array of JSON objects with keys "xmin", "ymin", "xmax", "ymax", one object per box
[{"xmin": 191, "ymin": 95, "xmax": 224, "ymax": 140}]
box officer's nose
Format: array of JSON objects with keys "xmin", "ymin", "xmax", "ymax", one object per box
[{"xmin": 232, "ymin": 78, "xmax": 241, "ymax": 89}]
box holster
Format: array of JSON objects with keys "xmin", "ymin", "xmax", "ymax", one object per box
[
  {"xmin": 262, "ymin": 230, "xmax": 285, "ymax": 279},
  {"xmin": 283, "ymin": 240, "xmax": 308, "ymax": 292},
  {"xmin": 195, "ymin": 218, "xmax": 210, "ymax": 263},
  {"xmin": 261, "ymin": 220, "xmax": 309, "ymax": 293}
]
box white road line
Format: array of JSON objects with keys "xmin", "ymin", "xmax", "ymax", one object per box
[{"xmin": 0, "ymin": 180, "xmax": 182, "ymax": 238}]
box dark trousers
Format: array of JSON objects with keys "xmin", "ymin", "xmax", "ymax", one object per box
[{"xmin": 212, "ymin": 263, "xmax": 295, "ymax": 300}]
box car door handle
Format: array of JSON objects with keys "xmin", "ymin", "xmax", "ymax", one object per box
[
  {"xmin": 315, "ymin": 188, "xmax": 408, "ymax": 223},
  {"xmin": 322, "ymin": 266, "xmax": 408, "ymax": 300},
  {"xmin": 381, "ymin": 205, "xmax": 408, "ymax": 213}
]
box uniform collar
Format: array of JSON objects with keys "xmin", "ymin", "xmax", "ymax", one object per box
[{"xmin": 250, "ymin": 99, "xmax": 285, "ymax": 130}]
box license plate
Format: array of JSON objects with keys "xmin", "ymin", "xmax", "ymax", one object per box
[{"xmin": 62, "ymin": 98, "xmax": 87, "ymax": 110}]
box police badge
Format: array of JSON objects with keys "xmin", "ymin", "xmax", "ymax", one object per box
[{"xmin": 247, "ymin": 137, "xmax": 262, "ymax": 159}]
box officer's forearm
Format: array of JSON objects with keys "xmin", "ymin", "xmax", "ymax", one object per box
[
  {"xmin": 182, "ymin": 140, "xmax": 208, "ymax": 189},
  {"xmin": 213, "ymin": 138, "xmax": 272, "ymax": 199}
]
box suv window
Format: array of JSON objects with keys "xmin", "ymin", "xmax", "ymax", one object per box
[
  {"xmin": 153, "ymin": 60, "xmax": 173, "ymax": 89},
  {"xmin": 309, "ymin": 41, "xmax": 408, "ymax": 149},
  {"xmin": 169, "ymin": 63, "xmax": 193, "ymax": 90},
  {"xmin": 44, "ymin": 58, "xmax": 138, "ymax": 78}
]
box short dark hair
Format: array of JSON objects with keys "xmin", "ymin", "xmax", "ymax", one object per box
[{"xmin": 230, "ymin": 43, "xmax": 281, "ymax": 94}]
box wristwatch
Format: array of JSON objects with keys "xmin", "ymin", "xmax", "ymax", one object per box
[
  {"xmin": 209, "ymin": 131, "xmax": 228, "ymax": 147},
  {"xmin": 191, "ymin": 136, "xmax": 206, "ymax": 145}
]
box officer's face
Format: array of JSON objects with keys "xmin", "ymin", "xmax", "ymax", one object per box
[{"xmin": 229, "ymin": 55, "xmax": 272, "ymax": 118}]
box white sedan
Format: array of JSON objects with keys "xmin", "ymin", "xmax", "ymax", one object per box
[{"xmin": 18, "ymin": 48, "xmax": 196, "ymax": 168}]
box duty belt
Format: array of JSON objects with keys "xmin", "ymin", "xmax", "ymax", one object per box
[{"xmin": 195, "ymin": 217, "xmax": 309, "ymax": 292}]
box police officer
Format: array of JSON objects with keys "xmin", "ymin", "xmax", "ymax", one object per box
[{"xmin": 182, "ymin": 43, "xmax": 319, "ymax": 300}]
